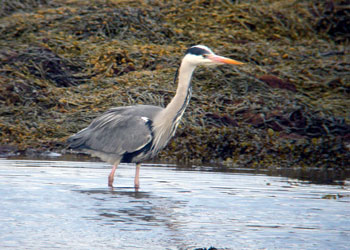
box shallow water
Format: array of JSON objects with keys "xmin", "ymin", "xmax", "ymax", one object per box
[{"xmin": 0, "ymin": 159, "xmax": 349, "ymax": 250}]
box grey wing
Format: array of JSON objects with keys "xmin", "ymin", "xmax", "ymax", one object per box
[{"xmin": 68, "ymin": 109, "xmax": 153, "ymax": 155}]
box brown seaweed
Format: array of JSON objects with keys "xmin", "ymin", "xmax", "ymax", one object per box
[{"xmin": 0, "ymin": 0, "xmax": 349, "ymax": 170}]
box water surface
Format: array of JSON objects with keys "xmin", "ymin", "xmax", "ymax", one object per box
[{"xmin": 0, "ymin": 159, "xmax": 349, "ymax": 249}]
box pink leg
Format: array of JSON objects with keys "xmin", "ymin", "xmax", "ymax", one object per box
[
  {"xmin": 134, "ymin": 163, "xmax": 141, "ymax": 189},
  {"xmin": 108, "ymin": 161, "xmax": 119, "ymax": 187}
]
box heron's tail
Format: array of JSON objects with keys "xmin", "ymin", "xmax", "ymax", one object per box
[{"xmin": 66, "ymin": 129, "xmax": 90, "ymax": 150}]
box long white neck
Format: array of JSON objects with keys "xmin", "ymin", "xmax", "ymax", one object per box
[
  {"xmin": 152, "ymin": 59, "xmax": 196, "ymax": 154},
  {"xmin": 164, "ymin": 59, "xmax": 195, "ymax": 119}
]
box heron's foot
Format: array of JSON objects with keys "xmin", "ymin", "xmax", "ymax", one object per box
[
  {"xmin": 108, "ymin": 175, "xmax": 114, "ymax": 187},
  {"xmin": 134, "ymin": 183, "xmax": 140, "ymax": 192},
  {"xmin": 134, "ymin": 176, "xmax": 140, "ymax": 189},
  {"xmin": 108, "ymin": 163, "xmax": 118, "ymax": 187},
  {"xmin": 134, "ymin": 163, "xmax": 141, "ymax": 190}
]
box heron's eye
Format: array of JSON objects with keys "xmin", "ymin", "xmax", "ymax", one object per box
[{"xmin": 202, "ymin": 54, "xmax": 208, "ymax": 58}]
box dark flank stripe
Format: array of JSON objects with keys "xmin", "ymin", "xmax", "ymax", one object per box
[{"xmin": 121, "ymin": 119, "xmax": 154, "ymax": 163}]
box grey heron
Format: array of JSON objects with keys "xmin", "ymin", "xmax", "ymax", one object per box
[{"xmin": 67, "ymin": 45, "xmax": 244, "ymax": 188}]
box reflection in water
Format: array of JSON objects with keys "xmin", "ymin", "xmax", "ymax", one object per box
[
  {"xmin": 174, "ymin": 164, "xmax": 350, "ymax": 185},
  {"xmin": 76, "ymin": 188, "xmax": 189, "ymax": 248},
  {"xmin": 0, "ymin": 159, "xmax": 349, "ymax": 250},
  {"xmin": 266, "ymin": 167, "xmax": 350, "ymax": 185},
  {"xmin": 77, "ymin": 189, "xmax": 175, "ymax": 222}
]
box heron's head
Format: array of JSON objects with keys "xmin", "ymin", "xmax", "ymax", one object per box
[{"xmin": 184, "ymin": 45, "xmax": 244, "ymax": 66}]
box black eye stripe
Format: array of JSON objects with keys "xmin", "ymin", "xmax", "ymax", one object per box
[{"xmin": 185, "ymin": 47, "xmax": 208, "ymax": 56}]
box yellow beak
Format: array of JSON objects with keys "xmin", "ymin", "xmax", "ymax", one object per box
[{"xmin": 208, "ymin": 54, "xmax": 245, "ymax": 65}]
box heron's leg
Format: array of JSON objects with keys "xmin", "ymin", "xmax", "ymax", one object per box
[
  {"xmin": 134, "ymin": 163, "xmax": 141, "ymax": 189},
  {"xmin": 108, "ymin": 160, "xmax": 120, "ymax": 187}
]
